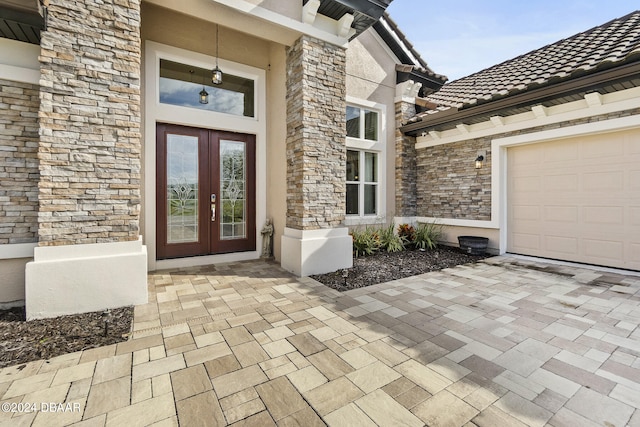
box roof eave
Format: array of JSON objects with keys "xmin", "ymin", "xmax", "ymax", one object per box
[{"xmin": 401, "ymin": 61, "xmax": 640, "ymax": 136}]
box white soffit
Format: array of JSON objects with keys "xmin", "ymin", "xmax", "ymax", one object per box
[{"xmin": 415, "ymin": 85, "xmax": 640, "ymax": 148}]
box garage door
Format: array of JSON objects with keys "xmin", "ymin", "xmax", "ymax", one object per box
[{"xmin": 508, "ymin": 128, "xmax": 640, "ymax": 270}]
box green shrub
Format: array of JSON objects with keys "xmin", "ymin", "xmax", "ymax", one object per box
[
  {"xmin": 380, "ymin": 223, "xmax": 405, "ymax": 253},
  {"xmin": 351, "ymin": 227, "xmax": 380, "ymax": 257},
  {"xmin": 414, "ymin": 221, "xmax": 442, "ymax": 250}
]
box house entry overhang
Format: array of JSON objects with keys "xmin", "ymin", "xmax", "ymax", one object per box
[
  {"xmin": 308, "ymin": 0, "xmax": 392, "ymax": 38},
  {"xmin": 0, "ymin": 0, "xmax": 46, "ymax": 45}
]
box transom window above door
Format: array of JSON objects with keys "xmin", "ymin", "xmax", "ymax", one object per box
[{"xmin": 159, "ymin": 59, "xmax": 255, "ymax": 117}]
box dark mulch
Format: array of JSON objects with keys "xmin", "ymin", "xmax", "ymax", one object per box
[
  {"xmin": 311, "ymin": 245, "xmax": 488, "ymax": 291},
  {"xmin": 0, "ymin": 306, "xmax": 133, "ymax": 369}
]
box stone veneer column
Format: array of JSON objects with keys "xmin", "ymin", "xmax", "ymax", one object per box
[
  {"xmin": 281, "ymin": 35, "xmax": 352, "ymax": 276},
  {"xmin": 26, "ymin": 0, "xmax": 147, "ymax": 319},
  {"xmin": 395, "ymin": 82, "xmax": 419, "ymax": 219}
]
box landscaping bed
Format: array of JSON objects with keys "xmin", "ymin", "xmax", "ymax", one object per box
[
  {"xmin": 311, "ymin": 245, "xmax": 488, "ymax": 291},
  {"xmin": 0, "ymin": 306, "xmax": 133, "ymax": 369}
]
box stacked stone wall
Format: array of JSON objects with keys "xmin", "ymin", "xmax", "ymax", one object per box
[
  {"xmin": 0, "ymin": 80, "xmax": 40, "ymax": 244},
  {"xmin": 395, "ymin": 100, "xmax": 417, "ymax": 217},
  {"xmin": 285, "ymin": 36, "xmax": 346, "ymax": 230},
  {"xmin": 416, "ymin": 138, "xmax": 491, "ymax": 220},
  {"xmin": 416, "ymin": 108, "xmax": 640, "ymax": 220},
  {"xmin": 37, "ymin": 0, "xmax": 141, "ymax": 246}
]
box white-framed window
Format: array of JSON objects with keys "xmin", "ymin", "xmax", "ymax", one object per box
[
  {"xmin": 346, "ymin": 149, "xmax": 378, "ymax": 215},
  {"xmin": 347, "ymin": 105, "xmax": 378, "ymax": 141},
  {"xmin": 345, "ymin": 101, "xmax": 385, "ymax": 219}
]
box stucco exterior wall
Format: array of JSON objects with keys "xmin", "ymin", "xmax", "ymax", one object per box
[
  {"xmin": 141, "ymin": 3, "xmax": 270, "ymax": 70},
  {"xmin": 346, "ymin": 30, "xmax": 397, "ymax": 222},
  {"xmin": 0, "ymin": 258, "xmax": 29, "ymax": 306},
  {"xmin": 0, "ymin": 79, "xmax": 39, "ymax": 244},
  {"xmin": 266, "ymin": 43, "xmax": 287, "ymax": 261}
]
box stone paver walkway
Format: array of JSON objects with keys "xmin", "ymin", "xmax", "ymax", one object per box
[{"xmin": 1, "ymin": 256, "xmax": 640, "ymax": 426}]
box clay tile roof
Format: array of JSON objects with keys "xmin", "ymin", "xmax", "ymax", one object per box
[{"xmin": 424, "ymin": 10, "xmax": 640, "ymax": 110}]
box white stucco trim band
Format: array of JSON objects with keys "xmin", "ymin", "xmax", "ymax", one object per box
[
  {"xmin": 416, "ymin": 85, "xmax": 640, "ymax": 149},
  {"xmin": 0, "ymin": 38, "xmax": 39, "ymax": 84},
  {"xmin": 25, "ymin": 238, "xmax": 148, "ymax": 320},
  {"xmin": 0, "ymin": 243, "xmax": 37, "ymax": 260},
  {"xmin": 281, "ymin": 227, "xmax": 353, "ymax": 277},
  {"xmin": 413, "ymin": 217, "xmax": 498, "ymax": 229}
]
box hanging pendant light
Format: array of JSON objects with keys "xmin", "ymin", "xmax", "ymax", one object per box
[
  {"xmin": 212, "ymin": 24, "xmax": 223, "ymax": 85},
  {"xmin": 199, "ymin": 72, "xmax": 209, "ymax": 104},
  {"xmin": 199, "ymin": 86, "xmax": 209, "ymax": 104}
]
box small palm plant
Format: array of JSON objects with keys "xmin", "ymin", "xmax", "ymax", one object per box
[
  {"xmin": 380, "ymin": 223, "xmax": 405, "ymax": 253},
  {"xmin": 414, "ymin": 221, "xmax": 442, "ymax": 250}
]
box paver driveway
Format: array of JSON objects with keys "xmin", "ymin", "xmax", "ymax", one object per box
[{"xmin": 1, "ymin": 256, "xmax": 640, "ymax": 426}]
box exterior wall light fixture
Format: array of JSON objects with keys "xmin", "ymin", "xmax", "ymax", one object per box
[
  {"xmin": 475, "ymin": 154, "xmax": 484, "ymax": 169},
  {"xmin": 212, "ymin": 24, "xmax": 223, "ymax": 85}
]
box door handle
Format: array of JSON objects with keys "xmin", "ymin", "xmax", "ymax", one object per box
[{"xmin": 211, "ymin": 194, "xmax": 216, "ymax": 221}]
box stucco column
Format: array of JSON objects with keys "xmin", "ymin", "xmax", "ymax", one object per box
[
  {"xmin": 281, "ymin": 35, "xmax": 352, "ymax": 276},
  {"xmin": 26, "ymin": 0, "xmax": 147, "ymax": 319},
  {"xmin": 395, "ymin": 81, "xmax": 420, "ymax": 219}
]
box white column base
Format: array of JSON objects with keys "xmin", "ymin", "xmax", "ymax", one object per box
[
  {"xmin": 25, "ymin": 237, "xmax": 148, "ymax": 320},
  {"xmin": 281, "ymin": 227, "xmax": 352, "ymax": 277}
]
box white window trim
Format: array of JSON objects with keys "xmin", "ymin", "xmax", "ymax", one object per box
[
  {"xmin": 345, "ymin": 97, "xmax": 386, "ymax": 226},
  {"xmin": 144, "ymin": 41, "xmax": 267, "ymax": 271}
]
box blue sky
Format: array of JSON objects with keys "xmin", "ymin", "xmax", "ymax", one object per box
[{"xmin": 386, "ymin": 1, "xmax": 637, "ymax": 81}]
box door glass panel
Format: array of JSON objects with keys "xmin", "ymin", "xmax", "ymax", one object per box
[
  {"xmin": 166, "ymin": 134, "xmax": 199, "ymax": 243},
  {"xmin": 220, "ymin": 140, "xmax": 246, "ymax": 240},
  {"xmin": 159, "ymin": 59, "xmax": 255, "ymax": 117}
]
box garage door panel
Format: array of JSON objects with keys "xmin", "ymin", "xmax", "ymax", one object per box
[
  {"xmin": 582, "ymin": 171, "xmax": 624, "ymax": 192},
  {"xmin": 511, "ymin": 233, "xmax": 541, "ymax": 251},
  {"xmin": 630, "ymin": 171, "xmax": 640, "ymax": 190},
  {"xmin": 631, "ymin": 207, "xmax": 640, "ymax": 226},
  {"xmin": 631, "ymin": 243, "xmax": 640, "ymax": 268},
  {"xmin": 544, "ymin": 141, "xmax": 578, "ymax": 163},
  {"xmin": 511, "ymin": 145, "xmax": 543, "ymax": 165},
  {"xmin": 512, "ymin": 176, "xmax": 540, "ymax": 193},
  {"xmin": 584, "ymin": 239, "xmax": 624, "ymax": 261},
  {"xmin": 513, "ymin": 205, "xmax": 540, "ymax": 221},
  {"xmin": 544, "ymin": 236, "xmax": 578, "ymax": 254},
  {"xmin": 544, "ymin": 206, "xmax": 578, "ymax": 222},
  {"xmin": 583, "ymin": 138, "xmax": 625, "ymax": 159},
  {"xmin": 583, "ymin": 206, "xmax": 624, "ymax": 225},
  {"xmin": 508, "ymin": 128, "xmax": 640, "ymax": 270},
  {"xmin": 543, "ymin": 174, "xmax": 578, "ymax": 192}
]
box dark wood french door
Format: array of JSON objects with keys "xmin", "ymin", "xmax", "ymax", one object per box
[{"xmin": 156, "ymin": 123, "xmax": 256, "ymax": 259}]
